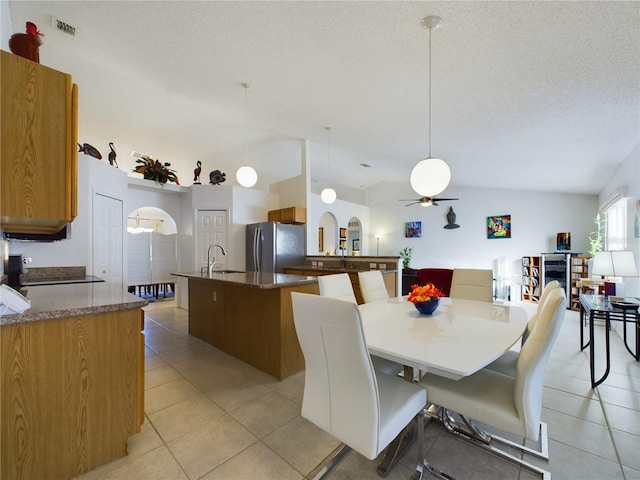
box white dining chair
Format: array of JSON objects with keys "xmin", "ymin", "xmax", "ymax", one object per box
[
  {"xmin": 317, "ymin": 273, "xmax": 357, "ymax": 302},
  {"xmin": 318, "ymin": 273, "xmax": 403, "ymax": 376},
  {"xmin": 357, "ymin": 270, "xmax": 389, "ymax": 303},
  {"xmin": 449, "ymin": 268, "xmax": 493, "ymax": 302},
  {"xmin": 419, "ymin": 288, "xmax": 566, "ymax": 479},
  {"xmin": 291, "ymin": 292, "xmax": 450, "ymax": 480},
  {"xmin": 485, "ymin": 280, "xmax": 560, "ymax": 377}
]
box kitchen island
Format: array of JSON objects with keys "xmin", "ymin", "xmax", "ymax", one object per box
[
  {"xmin": 0, "ymin": 283, "xmax": 146, "ymax": 480},
  {"xmin": 173, "ymin": 271, "xmax": 318, "ymax": 380}
]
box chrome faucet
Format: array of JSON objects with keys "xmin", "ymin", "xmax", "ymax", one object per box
[{"xmin": 207, "ymin": 244, "xmax": 227, "ymax": 276}]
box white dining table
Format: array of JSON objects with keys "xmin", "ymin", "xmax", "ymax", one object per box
[{"xmin": 359, "ymin": 296, "xmax": 529, "ymax": 380}]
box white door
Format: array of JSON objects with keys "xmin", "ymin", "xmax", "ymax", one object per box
[
  {"xmin": 94, "ymin": 193, "xmax": 123, "ymax": 285},
  {"xmin": 196, "ymin": 210, "xmax": 228, "ymax": 271}
]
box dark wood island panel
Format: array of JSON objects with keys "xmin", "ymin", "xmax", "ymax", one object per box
[{"xmin": 187, "ymin": 277, "xmax": 318, "ymax": 380}]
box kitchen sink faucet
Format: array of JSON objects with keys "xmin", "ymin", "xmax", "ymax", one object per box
[{"xmin": 207, "ymin": 244, "xmax": 227, "ymax": 276}]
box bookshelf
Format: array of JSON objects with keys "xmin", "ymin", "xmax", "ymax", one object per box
[
  {"xmin": 521, "ymin": 256, "xmax": 542, "ymax": 303},
  {"xmin": 569, "ymin": 256, "xmax": 589, "ymax": 310}
]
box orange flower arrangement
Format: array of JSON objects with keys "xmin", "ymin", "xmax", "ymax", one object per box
[{"xmin": 407, "ymin": 283, "xmax": 444, "ymax": 304}]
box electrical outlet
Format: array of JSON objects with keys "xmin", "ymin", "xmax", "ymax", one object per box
[
  {"xmin": 312, "ymin": 261, "xmax": 317, "ymax": 267},
  {"xmin": 379, "ymin": 264, "xmax": 387, "ymax": 270},
  {"xmin": 370, "ymin": 263, "xmax": 377, "ymax": 269},
  {"xmin": 318, "ymin": 261, "xmax": 323, "ymax": 267}
]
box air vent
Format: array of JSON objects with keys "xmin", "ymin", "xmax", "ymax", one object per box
[{"xmin": 51, "ymin": 16, "xmax": 77, "ymax": 36}]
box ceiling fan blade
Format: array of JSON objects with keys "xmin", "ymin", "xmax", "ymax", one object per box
[
  {"xmin": 399, "ymin": 199, "xmax": 420, "ymax": 202},
  {"xmin": 432, "ymin": 197, "xmax": 459, "ymax": 201},
  {"xmin": 405, "ymin": 201, "xmax": 421, "ymax": 206}
]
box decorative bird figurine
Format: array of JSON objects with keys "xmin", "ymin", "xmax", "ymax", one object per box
[
  {"xmin": 9, "ymin": 21, "xmax": 44, "ymax": 63},
  {"xmin": 209, "ymin": 170, "xmax": 226, "ymax": 185},
  {"xmin": 108, "ymin": 142, "xmax": 118, "ymax": 167},
  {"xmin": 193, "ymin": 161, "xmax": 202, "ymax": 184},
  {"xmin": 78, "ymin": 142, "xmax": 102, "ymax": 160}
]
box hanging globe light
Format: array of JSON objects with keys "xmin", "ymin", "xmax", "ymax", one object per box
[
  {"xmin": 410, "ymin": 16, "xmax": 451, "ymax": 198},
  {"xmin": 236, "ymin": 165, "xmax": 258, "ymax": 188},
  {"xmin": 321, "ymin": 187, "xmax": 336, "ymax": 204}
]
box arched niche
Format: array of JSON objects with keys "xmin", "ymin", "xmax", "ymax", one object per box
[
  {"xmin": 318, "ymin": 211, "xmax": 338, "ymax": 255},
  {"xmin": 347, "ymin": 217, "xmax": 362, "ymax": 255}
]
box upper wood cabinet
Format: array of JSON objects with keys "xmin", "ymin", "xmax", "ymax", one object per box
[
  {"xmin": 268, "ymin": 206, "xmax": 306, "ymax": 224},
  {"xmin": 1, "ymin": 50, "xmax": 78, "ymax": 234}
]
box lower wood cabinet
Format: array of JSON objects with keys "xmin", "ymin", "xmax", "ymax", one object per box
[{"xmin": 1, "ymin": 308, "xmax": 144, "ymax": 480}]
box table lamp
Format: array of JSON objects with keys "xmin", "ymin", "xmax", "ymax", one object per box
[{"xmin": 592, "ymin": 250, "xmax": 638, "ymax": 296}]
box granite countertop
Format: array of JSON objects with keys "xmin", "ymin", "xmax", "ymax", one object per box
[
  {"xmin": 1, "ymin": 283, "xmax": 148, "ymax": 325},
  {"xmin": 172, "ymin": 271, "xmax": 318, "ymax": 289},
  {"xmin": 287, "ymin": 265, "xmax": 398, "ymax": 274}
]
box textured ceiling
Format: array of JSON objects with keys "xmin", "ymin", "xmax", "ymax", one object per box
[{"xmin": 6, "ymin": 1, "xmax": 640, "ymax": 198}]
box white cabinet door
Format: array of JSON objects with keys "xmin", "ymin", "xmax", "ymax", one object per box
[
  {"xmin": 195, "ymin": 210, "xmax": 228, "ymax": 271},
  {"xmin": 93, "ymin": 193, "xmax": 123, "ymax": 285}
]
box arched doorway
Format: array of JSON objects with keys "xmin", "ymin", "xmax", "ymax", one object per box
[
  {"xmin": 319, "ymin": 211, "xmax": 338, "ymax": 255},
  {"xmin": 126, "ymin": 206, "xmax": 177, "ymax": 299},
  {"xmin": 347, "ymin": 217, "xmax": 362, "ymax": 256}
]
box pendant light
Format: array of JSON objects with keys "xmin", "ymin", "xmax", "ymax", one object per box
[
  {"xmin": 410, "ymin": 15, "xmax": 451, "ymax": 198},
  {"xmin": 321, "ymin": 126, "xmax": 337, "ymax": 204},
  {"xmin": 236, "ymin": 82, "xmax": 258, "ymax": 188}
]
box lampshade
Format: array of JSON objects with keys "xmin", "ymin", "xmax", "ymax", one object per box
[
  {"xmin": 611, "ymin": 250, "xmax": 639, "ymax": 277},
  {"xmin": 592, "ymin": 250, "xmax": 638, "ymax": 277},
  {"xmin": 236, "ymin": 165, "xmax": 257, "ymax": 188},
  {"xmin": 592, "ymin": 251, "xmax": 614, "ymax": 277},
  {"xmin": 320, "ymin": 187, "xmax": 336, "ymax": 204}
]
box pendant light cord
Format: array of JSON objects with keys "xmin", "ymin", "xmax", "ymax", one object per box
[
  {"xmin": 428, "ymin": 25, "xmax": 432, "ymax": 159},
  {"xmin": 325, "ymin": 126, "xmax": 331, "ymax": 177},
  {"xmin": 243, "ymin": 83, "xmax": 249, "ymax": 163}
]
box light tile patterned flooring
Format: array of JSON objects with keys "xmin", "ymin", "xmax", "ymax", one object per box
[{"xmin": 76, "ymin": 299, "xmax": 640, "ymax": 480}]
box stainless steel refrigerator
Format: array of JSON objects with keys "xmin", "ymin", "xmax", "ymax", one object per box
[{"xmin": 246, "ymin": 222, "xmax": 306, "ymax": 273}]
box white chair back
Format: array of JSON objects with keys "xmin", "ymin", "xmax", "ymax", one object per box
[
  {"xmin": 449, "ymin": 268, "xmax": 493, "ymax": 302},
  {"xmin": 291, "ymin": 293, "xmax": 383, "ymax": 458},
  {"xmin": 523, "ymin": 280, "xmax": 560, "ymax": 344},
  {"xmin": 358, "ymin": 270, "xmax": 389, "ymax": 303},
  {"xmin": 515, "ymin": 288, "xmax": 566, "ymax": 440},
  {"xmin": 317, "ymin": 273, "xmax": 357, "ymax": 303}
]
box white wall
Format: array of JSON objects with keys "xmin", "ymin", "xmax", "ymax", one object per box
[
  {"xmin": 366, "ymin": 181, "xmax": 598, "ymax": 285},
  {"xmin": 1, "ymin": 0, "xmax": 11, "ymax": 52},
  {"xmin": 307, "ymin": 194, "xmax": 370, "ymax": 256}
]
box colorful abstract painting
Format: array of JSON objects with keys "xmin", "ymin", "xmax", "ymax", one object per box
[
  {"xmin": 405, "ymin": 221, "xmax": 422, "ymax": 238},
  {"xmin": 487, "ymin": 215, "xmax": 511, "ymax": 239}
]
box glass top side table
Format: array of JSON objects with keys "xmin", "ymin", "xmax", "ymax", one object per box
[{"xmin": 579, "ymin": 294, "xmax": 640, "ymax": 388}]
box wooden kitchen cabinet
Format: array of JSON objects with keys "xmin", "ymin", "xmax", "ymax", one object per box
[
  {"xmin": 1, "ymin": 308, "xmax": 143, "ymax": 480},
  {"xmin": 268, "ymin": 206, "xmax": 306, "ymax": 224},
  {"xmin": 1, "ymin": 50, "xmax": 78, "ymax": 234}
]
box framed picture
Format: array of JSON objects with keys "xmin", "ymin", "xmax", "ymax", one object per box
[
  {"xmin": 487, "ymin": 215, "xmax": 511, "ymax": 239},
  {"xmin": 352, "ymin": 239, "xmax": 360, "ymax": 251},
  {"xmin": 405, "ymin": 221, "xmax": 422, "ymax": 238},
  {"xmin": 339, "ymin": 227, "xmax": 347, "ymax": 239},
  {"xmin": 339, "ymin": 239, "xmax": 346, "ymax": 250},
  {"xmin": 318, "ymin": 227, "xmax": 323, "ymax": 252},
  {"xmin": 557, "ymin": 232, "xmax": 571, "ymax": 251}
]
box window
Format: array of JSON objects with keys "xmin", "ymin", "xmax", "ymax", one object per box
[{"xmin": 603, "ymin": 197, "xmax": 627, "ymax": 251}]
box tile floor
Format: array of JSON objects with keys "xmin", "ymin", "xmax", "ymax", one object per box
[{"xmin": 76, "ymin": 299, "xmax": 640, "ymax": 480}]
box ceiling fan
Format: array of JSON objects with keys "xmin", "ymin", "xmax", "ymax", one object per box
[{"xmin": 400, "ymin": 196, "xmax": 459, "ymax": 207}]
